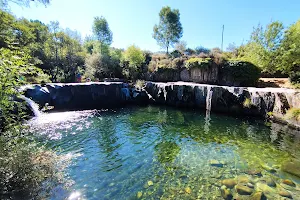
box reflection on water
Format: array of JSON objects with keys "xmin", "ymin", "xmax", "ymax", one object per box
[{"xmin": 28, "ymin": 106, "xmax": 300, "ymax": 199}]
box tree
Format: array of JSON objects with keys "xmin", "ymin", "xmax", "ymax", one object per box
[
  {"xmin": 153, "ymin": 6, "xmax": 183, "ymax": 54},
  {"xmin": 122, "ymin": 45, "xmax": 145, "ymax": 79},
  {"xmin": 0, "ymin": 0, "xmax": 50, "ymax": 9},
  {"xmin": 195, "ymin": 46, "xmax": 210, "ymax": 54},
  {"xmin": 92, "ymin": 16, "xmax": 113, "ymax": 54},
  {"xmin": 240, "ymin": 21, "xmax": 284, "ymax": 74},
  {"xmin": 175, "ymin": 40, "xmax": 187, "ymax": 54},
  {"xmin": 279, "ymin": 20, "xmax": 300, "ymax": 83}
]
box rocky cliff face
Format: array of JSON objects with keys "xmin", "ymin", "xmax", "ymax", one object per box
[
  {"xmin": 145, "ymin": 82, "xmax": 300, "ymax": 125},
  {"xmin": 22, "ymin": 81, "xmax": 300, "ymax": 128},
  {"xmin": 22, "ymin": 82, "xmax": 128, "ymax": 110}
]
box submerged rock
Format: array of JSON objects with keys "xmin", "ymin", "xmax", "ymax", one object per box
[
  {"xmin": 250, "ymin": 191, "xmax": 267, "ymax": 200},
  {"xmin": 256, "ymin": 182, "xmax": 277, "ymax": 199},
  {"xmin": 281, "ymin": 160, "xmax": 300, "ymax": 178},
  {"xmin": 220, "ymin": 185, "xmax": 233, "ymax": 200},
  {"xmin": 260, "ymin": 177, "xmax": 276, "ymax": 187},
  {"xmin": 147, "ymin": 180, "xmax": 154, "ymax": 186},
  {"xmin": 221, "ymin": 179, "xmax": 237, "ymax": 188},
  {"xmin": 279, "ymin": 189, "xmax": 292, "ymax": 198},
  {"xmin": 282, "ymin": 179, "xmax": 296, "ymax": 187},
  {"xmin": 265, "ymin": 178, "xmax": 276, "ymax": 187},
  {"xmin": 235, "ymin": 184, "xmax": 253, "ymax": 195},
  {"xmin": 185, "ymin": 187, "xmax": 192, "ymax": 194},
  {"xmin": 210, "ymin": 160, "xmax": 225, "ymax": 167},
  {"xmin": 137, "ymin": 191, "xmax": 143, "ymax": 199},
  {"xmin": 261, "ymin": 163, "xmax": 276, "ymax": 173},
  {"xmin": 247, "ymin": 169, "xmax": 262, "ymax": 176},
  {"xmin": 237, "ymin": 175, "xmax": 250, "ymax": 184}
]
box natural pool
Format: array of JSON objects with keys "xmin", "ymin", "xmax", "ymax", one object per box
[{"xmin": 28, "ymin": 106, "xmax": 300, "ymax": 199}]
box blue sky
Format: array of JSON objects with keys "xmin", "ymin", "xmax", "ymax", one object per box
[{"xmin": 8, "ymin": 0, "xmax": 300, "ymax": 52}]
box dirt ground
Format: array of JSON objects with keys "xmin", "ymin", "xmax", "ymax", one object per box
[{"xmin": 258, "ymin": 78, "xmax": 296, "ymax": 88}]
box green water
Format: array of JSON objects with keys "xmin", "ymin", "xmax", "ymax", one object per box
[{"xmin": 29, "ymin": 106, "xmax": 300, "ymax": 199}]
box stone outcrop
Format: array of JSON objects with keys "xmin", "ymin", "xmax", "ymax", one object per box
[
  {"xmin": 22, "ymin": 82, "xmax": 130, "ymax": 110},
  {"xmin": 22, "ymin": 81, "xmax": 300, "ymax": 128},
  {"xmin": 145, "ymin": 82, "xmax": 300, "ymax": 116}
]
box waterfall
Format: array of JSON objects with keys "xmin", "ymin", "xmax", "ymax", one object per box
[
  {"xmin": 21, "ymin": 96, "xmax": 41, "ymax": 117},
  {"xmin": 206, "ymin": 86, "xmax": 213, "ymax": 111},
  {"xmin": 204, "ymin": 86, "xmax": 213, "ymax": 134}
]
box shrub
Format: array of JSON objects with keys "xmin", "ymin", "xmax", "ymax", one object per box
[
  {"xmin": 170, "ymin": 50, "xmax": 182, "ymax": 58},
  {"xmin": 185, "ymin": 57, "xmax": 212, "ymax": 69},
  {"xmin": 150, "ymin": 53, "xmax": 168, "ymax": 61},
  {"xmin": 148, "ymin": 60, "xmax": 157, "ymax": 72},
  {"xmin": 0, "ymin": 48, "xmax": 61, "ymax": 198},
  {"xmin": 243, "ymin": 98, "xmax": 252, "ymax": 108},
  {"xmin": 135, "ymin": 79, "xmax": 145, "ymax": 90},
  {"xmin": 220, "ymin": 60, "xmax": 261, "ymax": 86},
  {"xmin": 285, "ymin": 108, "xmax": 300, "ymax": 121},
  {"xmin": 157, "ymin": 58, "xmax": 172, "ymax": 69},
  {"xmin": 171, "ymin": 57, "xmax": 186, "ymax": 69},
  {"xmin": 289, "ymin": 66, "xmax": 300, "ymax": 84},
  {"xmin": 198, "ymin": 52, "xmax": 210, "ymax": 58},
  {"xmin": 0, "ymin": 132, "xmax": 62, "ymax": 198}
]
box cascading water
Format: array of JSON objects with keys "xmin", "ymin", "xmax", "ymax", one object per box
[
  {"xmin": 21, "ymin": 95, "xmax": 41, "ymax": 117},
  {"xmin": 206, "ymin": 86, "xmax": 213, "ymax": 112},
  {"xmin": 204, "ymin": 86, "xmax": 213, "ymax": 133}
]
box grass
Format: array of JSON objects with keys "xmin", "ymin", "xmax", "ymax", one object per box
[{"xmin": 284, "ymin": 108, "xmax": 300, "ymax": 121}]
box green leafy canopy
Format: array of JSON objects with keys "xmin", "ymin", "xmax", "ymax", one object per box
[{"xmin": 153, "ymin": 6, "xmax": 183, "ymax": 54}]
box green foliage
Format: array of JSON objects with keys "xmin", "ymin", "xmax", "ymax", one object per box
[
  {"xmin": 92, "ymin": 16, "xmax": 112, "ymax": 53},
  {"xmin": 123, "ymin": 45, "xmax": 145, "ymax": 68},
  {"xmin": 279, "ymin": 20, "xmax": 300, "ymax": 83},
  {"xmin": 239, "ymin": 21, "xmax": 284, "ymax": 74},
  {"xmin": 122, "ymin": 45, "xmax": 145, "ymax": 80},
  {"xmin": 0, "ymin": 48, "xmax": 29, "ymax": 128},
  {"xmin": 285, "ymin": 108, "xmax": 300, "ymax": 121},
  {"xmin": 0, "ymin": 132, "xmax": 61, "ymax": 198},
  {"xmin": 153, "ymin": 6, "xmax": 183, "ymax": 54},
  {"xmin": 195, "ymin": 46, "xmax": 210, "ymax": 54},
  {"xmin": 0, "ymin": 48, "xmax": 60, "ymax": 198},
  {"xmin": 1, "ymin": 0, "xmax": 50, "ymax": 9},
  {"xmin": 220, "ymin": 61, "xmax": 261, "ymax": 86},
  {"xmin": 170, "ymin": 50, "xmax": 182, "ymax": 58},
  {"xmin": 243, "ymin": 98, "xmax": 252, "ymax": 108},
  {"xmin": 84, "ymin": 52, "xmax": 121, "ymax": 80},
  {"xmin": 185, "ymin": 57, "xmax": 212, "ymax": 69},
  {"xmin": 135, "ymin": 79, "xmax": 145, "ymax": 90},
  {"xmin": 0, "ymin": 10, "xmax": 85, "ymax": 82}
]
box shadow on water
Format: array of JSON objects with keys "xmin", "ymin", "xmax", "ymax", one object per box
[{"xmin": 27, "ymin": 105, "xmax": 300, "ymax": 199}]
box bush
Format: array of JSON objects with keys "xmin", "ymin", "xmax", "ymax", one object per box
[
  {"xmin": 157, "ymin": 58, "xmax": 172, "ymax": 69},
  {"xmin": 135, "ymin": 80, "xmax": 145, "ymax": 90},
  {"xmin": 171, "ymin": 57, "xmax": 186, "ymax": 69},
  {"xmin": 289, "ymin": 66, "xmax": 300, "ymax": 84},
  {"xmin": 148, "ymin": 60, "xmax": 157, "ymax": 72},
  {"xmin": 185, "ymin": 57, "xmax": 212, "ymax": 69},
  {"xmin": 0, "ymin": 48, "xmax": 61, "ymax": 198},
  {"xmin": 220, "ymin": 60, "xmax": 261, "ymax": 86},
  {"xmin": 285, "ymin": 108, "xmax": 300, "ymax": 121},
  {"xmin": 0, "ymin": 131, "xmax": 62, "ymax": 198}
]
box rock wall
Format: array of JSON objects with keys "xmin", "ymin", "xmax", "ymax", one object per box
[
  {"xmin": 145, "ymin": 82, "xmax": 300, "ymax": 123},
  {"xmin": 22, "ymin": 82, "xmax": 129, "ymax": 110},
  {"xmin": 22, "ymin": 81, "xmax": 300, "ymax": 128}
]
